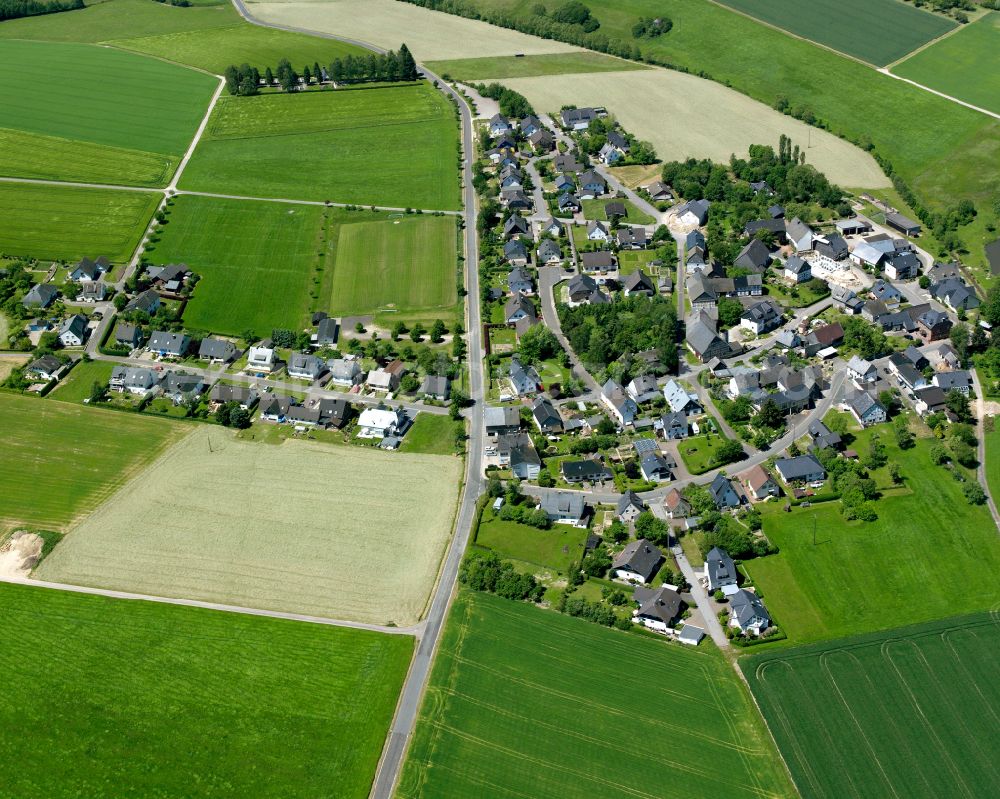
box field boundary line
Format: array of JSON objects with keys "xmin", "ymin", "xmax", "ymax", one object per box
[
  {"xmin": 0, "ymin": 176, "xmax": 160, "ymax": 194},
  {"xmin": 877, "ymin": 68, "xmax": 1000, "ymax": 120},
  {"xmin": 882, "ymin": 17, "xmax": 969, "ymax": 70},
  {"xmin": 3, "ymin": 575, "xmax": 421, "ymax": 635}
]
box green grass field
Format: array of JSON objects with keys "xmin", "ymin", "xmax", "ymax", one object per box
[
  {"xmin": 113, "ymin": 19, "xmax": 369, "ymax": 74},
  {"xmin": 398, "ymin": 590, "xmax": 796, "ymax": 798},
  {"xmin": 179, "ymin": 84, "xmax": 461, "ymax": 209},
  {"xmin": 580, "ymin": 197, "xmax": 654, "ymax": 225},
  {"xmin": 0, "ymin": 182, "xmax": 159, "ymax": 262},
  {"xmin": 893, "ymin": 11, "xmax": 1000, "ymax": 115},
  {"xmin": 329, "ymin": 215, "xmax": 458, "ymax": 317},
  {"xmin": 399, "ymin": 413, "xmax": 463, "ymax": 456},
  {"xmin": 985, "ymin": 425, "xmax": 1000, "ymax": 505},
  {"xmin": 0, "ymin": 40, "xmax": 216, "ymax": 186},
  {"xmin": 714, "ymin": 0, "xmax": 956, "ymax": 66},
  {"xmin": 677, "ymin": 432, "xmax": 731, "ymax": 474},
  {"xmin": 426, "ymin": 51, "xmax": 647, "ymax": 80},
  {"xmin": 0, "ymin": 394, "xmax": 186, "ymax": 532},
  {"xmin": 50, "ymin": 360, "xmax": 115, "ymax": 404},
  {"xmin": 744, "ymin": 435, "xmax": 1000, "ymax": 644},
  {"xmin": 474, "ymin": 509, "xmax": 587, "ymax": 573},
  {"xmin": 0, "ymin": 581, "xmax": 412, "ymax": 798},
  {"xmin": 743, "ymin": 612, "xmax": 1000, "ymax": 799},
  {"xmin": 0, "ymin": 0, "xmax": 238, "ymax": 42}
]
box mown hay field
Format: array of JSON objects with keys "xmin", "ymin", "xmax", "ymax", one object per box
[
  {"xmin": 179, "ymin": 83, "xmax": 461, "ymax": 209},
  {"xmin": 247, "ymin": 0, "xmax": 582, "ymax": 60},
  {"xmin": 37, "ymin": 427, "xmax": 462, "ymax": 625},
  {"xmin": 398, "ymin": 590, "xmax": 797, "ymax": 799},
  {"xmin": 743, "ymin": 613, "xmax": 1000, "ymax": 799},
  {"xmin": 0, "ymin": 581, "xmax": 412, "ymax": 798},
  {"xmin": 892, "ymin": 11, "xmax": 1000, "ymax": 115},
  {"xmin": 0, "ymin": 40, "xmax": 217, "ymax": 186},
  {"xmin": 496, "ymin": 69, "xmax": 889, "ymax": 188},
  {"xmin": 0, "ymin": 394, "xmax": 187, "ymax": 533},
  {"xmin": 427, "ymin": 51, "xmax": 647, "ymax": 80},
  {"xmin": 714, "ymin": 0, "xmax": 956, "ymax": 66},
  {"xmin": 0, "ymin": 182, "xmax": 160, "ymax": 262}
]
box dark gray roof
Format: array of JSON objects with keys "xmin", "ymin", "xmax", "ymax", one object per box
[
  {"xmin": 706, "ymin": 546, "xmax": 737, "ymax": 587},
  {"xmin": 633, "ymin": 586, "xmax": 682, "ymax": 624},
  {"xmin": 616, "ymin": 490, "xmax": 644, "ymax": 516},
  {"xmin": 198, "ymin": 337, "xmax": 236, "ymax": 360},
  {"xmin": 730, "ymin": 589, "xmax": 770, "ymax": 628},
  {"xmin": 539, "ymin": 491, "xmax": 587, "ymax": 519},
  {"xmin": 561, "ymin": 459, "xmax": 612, "ymax": 482},
  {"xmin": 774, "ymin": 454, "xmax": 825, "ymax": 482},
  {"xmin": 612, "ymin": 539, "xmax": 663, "ymax": 582}
]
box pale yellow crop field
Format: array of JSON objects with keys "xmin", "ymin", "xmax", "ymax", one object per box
[
  {"xmin": 499, "ymin": 69, "xmax": 890, "ymax": 189},
  {"xmin": 247, "ymin": 0, "xmax": 582, "ymax": 60},
  {"xmin": 36, "ymin": 427, "xmax": 462, "ymax": 626}
]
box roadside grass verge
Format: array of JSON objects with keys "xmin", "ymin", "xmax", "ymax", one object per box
[
  {"xmin": 0, "ymin": 394, "xmax": 186, "ymax": 533},
  {"xmin": 427, "ymin": 51, "xmax": 647, "ymax": 80},
  {"xmin": 743, "ymin": 612, "xmax": 1000, "ymax": 799},
  {"xmin": 0, "ymin": 580, "xmax": 412, "ymax": 799},
  {"xmin": 398, "ymin": 590, "xmax": 797, "ymax": 798},
  {"xmin": 0, "ymin": 182, "xmax": 159, "ymax": 263},
  {"xmin": 178, "ymin": 83, "xmax": 461, "ymax": 209}
]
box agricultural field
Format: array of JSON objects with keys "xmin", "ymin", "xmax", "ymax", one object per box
[
  {"xmin": 744, "ymin": 434, "xmax": 1000, "ymax": 644},
  {"xmin": 743, "ymin": 613, "xmax": 1000, "ymax": 799},
  {"xmin": 36, "ymin": 427, "xmax": 462, "ymax": 625},
  {"xmin": 112, "ymin": 18, "xmax": 369, "ymax": 75},
  {"xmin": 0, "ymin": 581, "xmax": 412, "ymax": 798},
  {"xmin": 0, "ymin": 0, "xmax": 237, "ymax": 42},
  {"xmin": 892, "ymin": 11, "xmax": 1000, "ymax": 115},
  {"xmin": 0, "ymin": 182, "xmax": 160, "ymax": 262},
  {"xmin": 247, "ymin": 0, "xmax": 582, "ymax": 60},
  {"xmin": 329, "ymin": 215, "xmax": 458, "ymax": 318},
  {"xmin": 0, "ymin": 40, "xmax": 217, "ymax": 186},
  {"xmin": 714, "ymin": 0, "xmax": 956, "ymax": 66},
  {"xmin": 985, "ymin": 426, "xmax": 1000, "ymax": 505},
  {"xmin": 179, "ymin": 84, "xmax": 461, "ymax": 209},
  {"xmin": 398, "ymin": 590, "xmax": 796, "ymax": 798},
  {"xmin": 0, "ymin": 394, "xmax": 186, "ymax": 533},
  {"xmin": 498, "ymin": 70, "xmax": 888, "ymax": 189},
  {"xmin": 426, "ymin": 51, "xmax": 647, "ymax": 80}
]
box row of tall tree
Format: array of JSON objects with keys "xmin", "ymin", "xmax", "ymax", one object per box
[{"xmin": 0, "ymin": 0, "xmax": 82, "ymax": 22}]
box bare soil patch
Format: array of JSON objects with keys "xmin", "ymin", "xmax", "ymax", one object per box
[{"xmin": 0, "ymin": 532, "xmax": 44, "ymax": 579}]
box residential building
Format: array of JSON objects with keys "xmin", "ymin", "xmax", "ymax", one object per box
[
  {"xmin": 419, "ymin": 375, "xmax": 450, "ymax": 401},
  {"xmin": 622, "ymin": 270, "xmax": 655, "ymax": 297},
  {"xmin": 705, "ymin": 546, "xmax": 737, "ymax": 591},
  {"xmin": 123, "ymin": 288, "xmax": 160, "ymax": 315},
  {"xmin": 640, "ymin": 452, "xmax": 672, "ymax": 482},
  {"xmin": 114, "ymin": 323, "xmax": 143, "ymax": 349},
  {"xmin": 744, "ymin": 465, "xmax": 780, "ymax": 500},
  {"xmin": 632, "ymin": 586, "xmax": 683, "ymax": 632},
  {"xmin": 356, "ymin": 407, "xmax": 406, "ymax": 438},
  {"xmin": 617, "ymin": 226, "xmax": 649, "ymax": 250},
  {"xmin": 916, "ymin": 309, "xmax": 952, "ymax": 344},
  {"xmin": 198, "ymin": 337, "xmax": 237, "ymax": 363},
  {"xmin": 531, "ymin": 396, "xmax": 563, "ymax": 433},
  {"xmin": 814, "ymin": 233, "xmax": 848, "ymax": 261},
  {"xmin": 586, "ymin": 219, "xmax": 611, "ymax": 242},
  {"xmin": 503, "ymin": 214, "xmax": 530, "ymax": 239},
  {"xmin": 288, "ymin": 353, "xmax": 325, "ymax": 380},
  {"xmin": 509, "ymin": 357, "xmax": 541, "ymax": 396},
  {"xmin": 709, "ymin": 473, "xmax": 741, "ymax": 509},
  {"xmin": 658, "ymin": 410, "xmax": 688, "ymax": 440},
  {"xmin": 626, "ymin": 374, "xmax": 659, "ymax": 404},
  {"xmin": 808, "ymin": 420, "xmax": 842, "ymax": 451},
  {"xmin": 247, "ymin": 345, "xmax": 277, "ymax": 374},
  {"xmin": 539, "ymin": 491, "xmax": 589, "ymax": 526},
  {"xmin": 612, "ymin": 539, "xmax": 664, "ymax": 584},
  {"xmin": 561, "ymin": 459, "xmax": 613, "ymax": 484},
  {"xmin": 25, "ymin": 354, "xmax": 63, "ymax": 381},
  {"xmin": 686, "ymin": 314, "xmax": 731, "ymax": 362},
  {"xmin": 57, "ymin": 314, "xmax": 88, "ymax": 347},
  {"xmin": 774, "ymin": 454, "xmax": 826, "ymax": 485},
  {"xmin": 315, "ymin": 317, "xmax": 339, "ymax": 346},
  {"xmin": 845, "ymin": 387, "xmax": 887, "ymax": 427},
  {"xmin": 328, "ymin": 357, "xmax": 362, "ymax": 386},
  {"xmin": 79, "ymin": 281, "xmax": 107, "ymax": 303},
  {"xmin": 109, "ymin": 365, "xmax": 159, "ymax": 396},
  {"xmin": 536, "ymin": 239, "xmax": 563, "ymax": 265},
  {"xmin": 785, "ymin": 217, "xmax": 814, "ymax": 252},
  {"xmin": 579, "ymin": 251, "xmax": 617, "ymax": 279},
  {"xmin": 616, "ymin": 491, "xmax": 645, "ymax": 523},
  {"xmin": 22, "ymin": 283, "xmax": 57, "ymax": 308},
  {"xmin": 147, "ymin": 330, "xmax": 189, "ymax": 358},
  {"xmin": 209, "ymin": 384, "xmax": 259, "ymax": 410},
  {"xmin": 676, "ymin": 199, "xmax": 709, "ymax": 226},
  {"xmin": 366, "ymin": 359, "xmax": 406, "ymax": 392},
  {"xmin": 663, "ymin": 379, "xmax": 702, "ymax": 416},
  {"xmin": 484, "ymin": 405, "xmax": 520, "ymax": 436},
  {"xmin": 600, "ymin": 379, "xmax": 638, "ymax": 426},
  {"xmin": 503, "ymin": 238, "xmax": 529, "ymax": 266},
  {"xmin": 560, "ymin": 107, "xmax": 598, "ymax": 130},
  {"xmin": 741, "ymin": 300, "xmax": 782, "ymax": 335},
  {"xmin": 933, "ymin": 370, "xmax": 972, "ymax": 395},
  {"xmin": 802, "ymin": 323, "xmax": 844, "ymax": 356},
  {"xmin": 504, "ymin": 294, "xmax": 537, "ymax": 325},
  {"xmin": 578, "ymin": 170, "xmax": 607, "ymax": 197},
  {"xmin": 734, "ymin": 239, "xmax": 771, "ymax": 272},
  {"xmin": 663, "ymin": 488, "xmax": 691, "ymax": 518},
  {"xmin": 783, "ymin": 255, "xmax": 812, "ymax": 283},
  {"xmin": 161, "ymin": 371, "xmax": 205, "ymax": 404},
  {"xmin": 729, "ymin": 590, "xmax": 771, "ymax": 636},
  {"xmin": 69, "ymin": 256, "xmax": 109, "ymax": 282},
  {"xmin": 645, "ymin": 181, "xmax": 673, "ymax": 201},
  {"xmin": 847, "ymin": 355, "xmax": 877, "ymax": 384}
]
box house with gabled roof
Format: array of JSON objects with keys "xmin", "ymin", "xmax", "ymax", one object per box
[
  {"xmin": 933, "ymin": 370, "xmax": 972, "ymax": 395},
  {"xmin": 537, "ymin": 239, "xmax": 563, "ymax": 265},
  {"xmin": 539, "ymin": 491, "xmax": 588, "ymax": 526},
  {"xmin": 741, "ymin": 300, "xmax": 782, "ymax": 335},
  {"xmin": 22, "ymin": 283, "xmax": 58, "ymax": 309},
  {"xmin": 645, "ymin": 181, "xmax": 673, "ymax": 202},
  {"xmin": 847, "ymin": 355, "xmax": 877, "ymax": 384},
  {"xmin": 743, "ymin": 465, "xmax": 780, "ymax": 500},
  {"xmin": 662, "ymin": 379, "xmax": 701, "ymax": 416},
  {"xmin": 663, "ymin": 487, "xmax": 691, "ymax": 518},
  {"xmin": 557, "ymin": 192, "xmax": 581, "ymax": 213},
  {"xmin": 612, "ymin": 539, "xmax": 664, "ymax": 584},
  {"xmin": 783, "ymin": 255, "xmax": 812, "ymax": 283},
  {"xmin": 704, "ymin": 546, "xmax": 738, "ymax": 591},
  {"xmin": 587, "ymin": 219, "xmax": 611, "ymax": 242},
  {"xmin": 57, "ymin": 314, "xmax": 88, "ymax": 347},
  {"xmin": 509, "ymin": 357, "xmax": 541, "ymax": 397},
  {"xmin": 600, "ymin": 379, "xmax": 638, "ymax": 426},
  {"xmin": 288, "ymin": 352, "xmax": 325, "ymax": 381},
  {"xmin": 676, "ymin": 199, "xmax": 709, "ymax": 226},
  {"xmin": 110, "ymin": 365, "xmax": 159, "ymax": 396},
  {"xmin": 25, "ymin": 354, "xmax": 64, "ymax": 381},
  {"xmin": 632, "ymin": 585, "xmax": 684, "ymax": 632},
  {"xmin": 578, "ymin": 170, "xmax": 607, "ymax": 198},
  {"xmin": 709, "ymin": 473, "xmax": 741, "ymax": 509},
  {"xmin": 198, "ymin": 337, "xmax": 237, "ymax": 363},
  {"xmin": 507, "ymin": 266, "xmax": 534, "ymax": 296},
  {"xmin": 488, "ymin": 113, "xmax": 511, "ymax": 137},
  {"xmin": 503, "ymin": 214, "xmax": 530, "ymax": 239},
  {"xmin": 503, "ymin": 238, "xmax": 529, "ymax": 266},
  {"xmin": 622, "ymin": 269, "xmax": 655, "ymax": 297},
  {"xmin": 560, "ymin": 107, "xmax": 598, "ymax": 130},
  {"xmin": 504, "ymin": 294, "xmax": 537, "ymax": 325},
  {"xmin": 774, "ymin": 454, "xmax": 826, "ymax": 485},
  {"xmin": 734, "ymin": 238, "xmax": 771, "ymax": 272},
  {"xmin": 616, "ymin": 490, "xmax": 645, "ymax": 523},
  {"xmin": 531, "ymin": 395, "xmax": 562, "ymax": 433},
  {"xmin": 640, "ymin": 452, "xmax": 673, "ymax": 482},
  {"xmin": 785, "ymin": 217, "xmax": 814, "ymax": 252},
  {"xmin": 729, "ymin": 589, "xmax": 771, "ymax": 636},
  {"xmin": 147, "ymin": 330, "xmax": 189, "ymax": 358},
  {"xmin": 844, "ymin": 387, "xmax": 886, "ymax": 427}
]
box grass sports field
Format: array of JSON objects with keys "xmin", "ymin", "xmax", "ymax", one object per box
[
  {"xmin": 113, "ymin": 18, "xmax": 369, "ymax": 75},
  {"xmin": 426, "ymin": 51, "xmax": 647, "ymax": 80},
  {"xmin": 498, "ymin": 70, "xmax": 888, "ymax": 189},
  {"xmin": 179, "ymin": 83, "xmax": 461, "ymax": 209},
  {"xmin": 330, "ymin": 216, "xmax": 458, "ymax": 317},
  {"xmin": 743, "ymin": 613, "xmax": 1000, "ymax": 799},
  {"xmin": 0, "ymin": 182, "xmax": 159, "ymax": 262},
  {"xmin": 714, "ymin": 0, "xmax": 956, "ymax": 66},
  {"xmin": 398, "ymin": 590, "xmax": 796, "ymax": 798},
  {"xmin": 37, "ymin": 427, "xmax": 462, "ymax": 625},
  {"xmin": 247, "ymin": 0, "xmax": 582, "ymax": 60},
  {"xmin": 892, "ymin": 11, "xmax": 1000, "ymax": 116},
  {"xmin": 744, "ymin": 434, "xmax": 1000, "ymax": 644},
  {"xmin": 0, "ymin": 581, "xmax": 412, "ymax": 798},
  {"xmin": 0, "ymin": 40, "xmax": 217, "ymax": 186},
  {"xmin": 0, "ymin": 394, "xmax": 186, "ymax": 533}
]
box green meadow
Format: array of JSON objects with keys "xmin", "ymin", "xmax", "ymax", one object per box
[
  {"xmin": 179, "ymin": 83, "xmax": 461, "ymax": 209},
  {"xmin": 0, "ymin": 394, "xmax": 186, "ymax": 532},
  {"xmin": 0, "ymin": 182, "xmax": 160, "ymax": 262},
  {"xmin": 398, "ymin": 590, "xmax": 796, "ymax": 799},
  {"xmin": 426, "ymin": 50, "xmax": 647, "ymax": 80},
  {"xmin": 743, "ymin": 613, "xmax": 1000, "ymax": 799},
  {"xmin": 0, "ymin": 581, "xmax": 412, "ymax": 798}
]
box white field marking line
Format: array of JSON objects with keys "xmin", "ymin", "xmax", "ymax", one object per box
[
  {"xmin": 878, "ymin": 639, "xmax": 979, "ymax": 795},
  {"xmin": 877, "ymin": 68, "xmax": 1000, "ymax": 121},
  {"xmin": 167, "ymin": 74, "xmax": 225, "ymax": 192},
  {"xmin": 818, "ymin": 649, "xmax": 907, "ymax": 799},
  {"xmin": 2, "ymin": 575, "xmax": 421, "ymax": 636},
  {"xmin": 174, "ymin": 189, "xmax": 461, "ymax": 215},
  {"xmin": 704, "ymin": 661, "xmax": 768, "ymax": 796},
  {"xmin": 0, "ymin": 176, "xmax": 159, "ymax": 193},
  {"xmin": 941, "ymin": 628, "xmax": 1000, "ymax": 727},
  {"xmin": 411, "ymin": 761, "xmax": 525, "ymax": 799}
]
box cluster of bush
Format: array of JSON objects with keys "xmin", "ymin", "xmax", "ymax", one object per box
[
  {"xmin": 472, "ymin": 82, "xmax": 534, "ymax": 119},
  {"xmin": 459, "ymin": 550, "xmax": 543, "ymax": 602}
]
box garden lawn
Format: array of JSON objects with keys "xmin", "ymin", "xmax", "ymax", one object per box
[
  {"xmin": 179, "ymin": 83, "xmax": 461, "ymax": 209},
  {"xmin": 426, "ymin": 51, "xmax": 646, "ymax": 80},
  {"xmin": 0, "ymin": 182, "xmax": 159, "ymax": 263},
  {"xmin": 581, "ymin": 197, "xmax": 654, "ymax": 225},
  {"xmin": 398, "ymin": 590, "xmax": 796, "ymax": 799},
  {"xmin": 744, "ymin": 436, "xmax": 1000, "ymax": 644},
  {"xmin": 0, "ymin": 581, "xmax": 411, "ymax": 799},
  {"xmin": 743, "ymin": 613, "xmax": 1000, "ymax": 799},
  {"xmin": 399, "ymin": 413, "xmax": 463, "ymax": 456},
  {"xmin": 112, "ymin": 20, "xmax": 369, "ymax": 75},
  {"xmin": 151, "ymin": 195, "xmax": 326, "ymax": 336},
  {"xmin": 0, "ymin": 394, "xmax": 186, "ymax": 532},
  {"xmin": 714, "ymin": 0, "xmax": 956, "ymax": 66},
  {"xmin": 0, "ymin": 40, "xmax": 216, "ymax": 186},
  {"xmin": 474, "ymin": 510, "xmax": 587, "ymax": 573},
  {"xmin": 329, "ymin": 215, "xmax": 458, "ymax": 318},
  {"xmin": 50, "ymin": 360, "xmax": 115, "ymax": 404},
  {"xmin": 677, "ymin": 432, "xmax": 731, "ymax": 474},
  {"xmin": 617, "ymin": 249, "xmax": 663, "ymax": 276},
  {"xmin": 37, "ymin": 427, "xmax": 462, "ymax": 625},
  {"xmin": 892, "ymin": 11, "xmax": 1000, "ymax": 116}
]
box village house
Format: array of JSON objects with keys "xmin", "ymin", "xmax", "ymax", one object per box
[
  {"xmin": 25, "ymin": 354, "xmax": 64, "ymax": 382},
  {"xmin": 531, "ymin": 396, "xmax": 563, "ymax": 434},
  {"xmin": 729, "ymin": 589, "xmax": 771, "ymax": 636},
  {"xmin": 709, "ymin": 473, "xmax": 741, "ymax": 510},
  {"xmin": 356, "ymin": 407, "xmax": 406, "ymax": 438},
  {"xmin": 109, "ymin": 365, "xmax": 159, "ymax": 396},
  {"xmin": 561, "ymin": 458, "xmax": 613, "ymax": 484},
  {"xmin": 616, "ymin": 490, "xmax": 645, "ymax": 523},
  {"xmin": 114, "ymin": 323, "xmax": 143, "ymax": 349},
  {"xmin": 198, "ymin": 337, "xmax": 237, "ymax": 363},
  {"xmin": 22, "ymin": 283, "xmax": 58, "ymax": 309},
  {"xmin": 560, "ymin": 107, "xmax": 599, "ymax": 131},
  {"xmin": 622, "ymin": 270, "xmax": 655, "ymax": 297},
  {"xmin": 612, "ymin": 539, "xmax": 664, "ymax": 584},
  {"xmin": 626, "ymin": 374, "xmax": 660, "ymax": 404},
  {"xmin": 847, "ymin": 355, "xmax": 878, "ymax": 384},
  {"xmin": 124, "ymin": 288, "xmax": 160, "ymax": 315},
  {"xmin": 509, "ymin": 357, "xmax": 541, "ymax": 397},
  {"xmin": 741, "ymin": 300, "xmax": 783, "ymax": 335},
  {"xmin": 57, "ymin": 314, "xmax": 88, "ymax": 347},
  {"xmin": 328, "ymin": 357, "xmax": 363, "ymax": 386},
  {"xmin": 844, "ymin": 387, "xmax": 887, "ymax": 427},
  {"xmin": 663, "ymin": 487, "xmax": 691, "ymax": 519},
  {"xmin": 503, "ymin": 239, "xmax": 529, "ymax": 266},
  {"xmin": 315, "ymin": 317, "xmax": 340, "ymax": 347},
  {"xmin": 503, "ymin": 214, "xmax": 530, "ymax": 239},
  {"xmin": 657, "ymin": 410, "xmax": 689, "ymax": 440},
  {"xmin": 79, "ymin": 281, "xmax": 107, "ymax": 303},
  {"xmin": 366, "ymin": 359, "xmax": 406, "ymax": 392},
  {"xmin": 734, "ymin": 239, "xmax": 771, "ymax": 272},
  {"xmin": 69, "ymin": 256, "xmax": 110, "ymax": 282},
  {"xmin": 774, "ymin": 454, "xmax": 826, "ymax": 485},
  {"xmin": 632, "ymin": 585, "xmax": 683, "ymax": 632},
  {"xmin": 600, "ymin": 379, "xmax": 638, "ymax": 426},
  {"xmin": 504, "ymin": 294, "xmax": 537, "ymax": 325},
  {"xmin": 147, "ymin": 330, "xmax": 189, "ymax": 358},
  {"xmin": 704, "ymin": 546, "xmax": 738, "ymax": 592},
  {"xmin": 566, "ymin": 273, "xmax": 608, "ymax": 306},
  {"xmin": 675, "ymin": 199, "xmax": 710, "ymax": 227},
  {"xmin": 484, "ymin": 405, "xmax": 520, "ymax": 436},
  {"xmin": 640, "ymin": 451, "xmax": 673, "ymax": 482},
  {"xmin": 916, "ymin": 309, "xmax": 952, "ymax": 344},
  {"xmin": 288, "ymin": 352, "xmax": 325, "ymax": 381},
  {"xmin": 783, "ymin": 255, "xmax": 812, "ymax": 284},
  {"xmin": 420, "ymin": 375, "xmax": 450, "ymax": 401},
  {"xmin": 579, "ymin": 251, "xmax": 617, "ymax": 281},
  {"xmin": 161, "ymin": 371, "xmax": 206, "ymax": 405},
  {"xmin": 209, "ymin": 384, "xmax": 259, "ymax": 411},
  {"xmin": 539, "ymin": 491, "xmax": 589, "ymax": 526},
  {"xmin": 536, "ymin": 239, "xmax": 563, "ymax": 265},
  {"xmin": 933, "ymin": 370, "xmax": 972, "ymax": 395},
  {"xmin": 586, "ymin": 219, "xmax": 611, "ymax": 242},
  {"xmin": 247, "ymin": 345, "xmax": 277, "ymax": 374},
  {"xmin": 743, "ymin": 465, "xmax": 781, "ymax": 500}
]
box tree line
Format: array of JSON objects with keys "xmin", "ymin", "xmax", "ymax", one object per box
[
  {"xmin": 0, "ymin": 0, "xmax": 82, "ymax": 22},
  {"xmin": 224, "ymin": 44, "xmax": 418, "ymax": 96}
]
